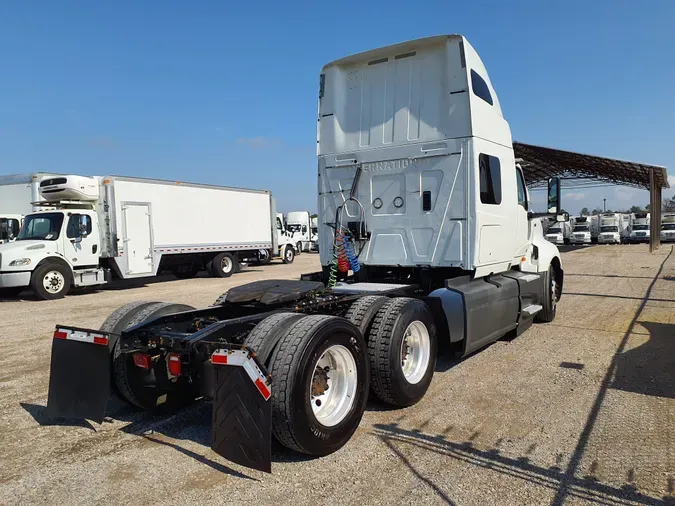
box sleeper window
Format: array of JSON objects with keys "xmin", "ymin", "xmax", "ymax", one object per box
[{"xmin": 479, "ymin": 154, "xmax": 502, "ymax": 205}]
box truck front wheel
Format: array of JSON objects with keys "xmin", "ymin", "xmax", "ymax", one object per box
[
  {"xmin": 268, "ymin": 315, "xmax": 369, "ymax": 455},
  {"xmin": 282, "ymin": 245, "xmax": 295, "ymax": 264},
  {"xmin": 31, "ymin": 262, "xmax": 71, "ymax": 300},
  {"xmin": 368, "ymin": 298, "xmax": 437, "ymax": 407},
  {"xmin": 534, "ymin": 265, "xmax": 558, "ymax": 323}
]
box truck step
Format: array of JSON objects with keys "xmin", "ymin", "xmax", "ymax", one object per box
[{"xmin": 522, "ymin": 304, "xmax": 543, "ymax": 316}]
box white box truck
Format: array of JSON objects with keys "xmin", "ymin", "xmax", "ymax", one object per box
[
  {"xmin": 661, "ymin": 213, "xmax": 675, "ymax": 243},
  {"xmin": 286, "ymin": 211, "xmax": 319, "ymax": 252},
  {"xmin": 544, "ymin": 220, "xmax": 571, "ymax": 245},
  {"xmin": 0, "ymin": 175, "xmax": 296, "ymax": 299},
  {"xmin": 570, "ymin": 216, "xmax": 593, "ymax": 244},
  {"xmin": 0, "ymin": 172, "xmax": 58, "ymax": 243},
  {"xmin": 628, "ymin": 212, "xmax": 650, "ymax": 243},
  {"xmin": 598, "ymin": 213, "xmax": 623, "ymax": 244}
]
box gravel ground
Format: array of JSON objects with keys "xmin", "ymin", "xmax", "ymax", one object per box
[{"xmin": 0, "ymin": 246, "xmax": 674, "ymax": 506}]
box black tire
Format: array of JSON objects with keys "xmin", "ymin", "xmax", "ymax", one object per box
[
  {"xmin": 282, "ymin": 245, "xmax": 295, "ymax": 264},
  {"xmin": 268, "ymin": 315, "xmax": 369, "ymax": 455},
  {"xmin": 244, "ymin": 312, "xmax": 305, "ymax": 364},
  {"xmin": 172, "ymin": 264, "xmax": 199, "ymax": 279},
  {"xmin": 112, "ymin": 302, "xmax": 196, "ymax": 410},
  {"xmin": 344, "ymin": 295, "xmax": 390, "ymax": 338},
  {"xmin": 368, "ymin": 298, "xmax": 437, "ymax": 407},
  {"xmin": 210, "ymin": 252, "xmax": 238, "ymax": 278},
  {"xmin": 30, "ymin": 262, "xmax": 71, "ymax": 300},
  {"xmin": 534, "ymin": 265, "xmax": 558, "ymax": 323}
]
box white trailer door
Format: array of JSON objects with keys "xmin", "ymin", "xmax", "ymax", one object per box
[{"xmin": 123, "ymin": 203, "xmax": 154, "ymax": 275}]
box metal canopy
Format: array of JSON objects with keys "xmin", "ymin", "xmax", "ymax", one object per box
[{"xmin": 514, "ymin": 142, "xmax": 670, "ymax": 190}]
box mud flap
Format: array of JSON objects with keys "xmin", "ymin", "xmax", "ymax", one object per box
[
  {"xmin": 46, "ymin": 328, "xmax": 111, "ymax": 423},
  {"xmin": 211, "ymin": 348, "xmax": 272, "ymax": 473}
]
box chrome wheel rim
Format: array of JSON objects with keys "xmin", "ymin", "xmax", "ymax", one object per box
[
  {"xmin": 551, "ymin": 273, "xmax": 558, "ymax": 308},
  {"xmin": 286, "ymin": 248, "xmax": 293, "ymax": 261},
  {"xmin": 221, "ymin": 256, "xmax": 233, "ymax": 273},
  {"xmin": 310, "ymin": 345, "xmax": 357, "ymax": 427},
  {"xmin": 400, "ymin": 321, "xmax": 431, "ymax": 384},
  {"xmin": 43, "ymin": 271, "xmax": 65, "ymax": 294}
]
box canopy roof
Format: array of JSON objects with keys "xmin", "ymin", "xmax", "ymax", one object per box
[{"xmin": 514, "ymin": 142, "xmax": 669, "ymax": 190}]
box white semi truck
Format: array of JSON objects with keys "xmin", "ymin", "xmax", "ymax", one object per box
[
  {"xmin": 46, "ymin": 34, "xmax": 566, "ymax": 473},
  {"xmin": 286, "ymin": 211, "xmax": 319, "ymax": 253},
  {"xmin": 544, "ymin": 220, "xmax": 571, "ymax": 245},
  {"xmin": 628, "ymin": 212, "xmax": 650, "ymax": 243},
  {"xmin": 0, "ymin": 175, "xmax": 296, "ymax": 299},
  {"xmin": 598, "ymin": 213, "xmax": 624, "ymax": 244}
]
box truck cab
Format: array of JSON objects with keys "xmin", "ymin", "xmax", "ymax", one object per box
[
  {"xmin": 286, "ymin": 211, "xmax": 318, "ymax": 253},
  {"xmin": 0, "ymin": 175, "xmax": 106, "ymax": 299}
]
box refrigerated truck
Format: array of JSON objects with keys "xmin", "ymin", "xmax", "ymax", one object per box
[
  {"xmin": 0, "ymin": 172, "xmax": 59, "ymax": 243},
  {"xmin": 661, "ymin": 213, "xmax": 675, "ymax": 243},
  {"xmin": 598, "ymin": 213, "xmax": 623, "ymax": 244},
  {"xmin": 544, "ymin": 220, "xmax": 571, "ymax": 245},
  {"xmin": 628, "ymin": 212, "xmax": 650, "ymax": 243},
  {"xmin": 570, "ymin": 216, "xmax": 593, "ymax": 244},
  {"xmin": 0, "ymin": 175, "xmax": 296, "ymax": 299}
]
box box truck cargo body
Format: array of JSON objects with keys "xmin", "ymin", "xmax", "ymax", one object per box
[
  {"xmin": 0, "ymin": 175, "xmax": 296, "ymax": 298},
  {"xmin": 0, "ymin": 173, "xmax": 59, "ymax": 242}
]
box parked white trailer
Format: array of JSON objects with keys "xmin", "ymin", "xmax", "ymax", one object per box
[
  {"xmin": 286, "ymin": 211, "xmax": 319, "ymax": 252},
  {"xmin": 0, "ymin": 175, "xmax": 296, "ymax": 298},
  {"xmin": 628, "ymin": 212, "xmax": 650, "ymax": 243}
]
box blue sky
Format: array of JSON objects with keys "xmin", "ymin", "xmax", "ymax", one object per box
[{"xmin": 0, "ymin": 0, "xmax": 673, "ymax": 214}]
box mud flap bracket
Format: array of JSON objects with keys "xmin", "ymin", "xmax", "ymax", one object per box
[{"xmin": 211, "ymin": 347, "xmax": 272, "ymax": 473}]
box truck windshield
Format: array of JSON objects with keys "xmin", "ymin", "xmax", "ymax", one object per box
[
  {"xmin": 662, "ymin": 224, "xmax": 675, "ymax": 230},
  {"xmin": 601, "ymin": 226, "xmax": 618, "ymax": 232},
  {"xmin": 632, "ymin": 225, "xmax": 648, "ymax": 231},
  {"xmin": 287, "ymin": 224, "xmax": 302, "ymax": 233},
  {"xmin": 547, "ymin": 227, "xmax": 561, "ymax": 233},
  {"xmin": 573, "ymin": 226, "xmax": 589, "ymax": 232},
  {"xmin": 17, "ymin": 213, "xmax": 64, "ymax": 241}
]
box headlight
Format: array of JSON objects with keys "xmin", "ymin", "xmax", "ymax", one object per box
[{"xmin": 9, "ymin": 258, "xmax": 31, "ymax": 267}]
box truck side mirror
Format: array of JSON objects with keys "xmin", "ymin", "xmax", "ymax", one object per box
[
  {"xmin": 79, "ymin": 215, "xmax": 89, "ymax": 237},
  {"xmin": 547, "ymin": 177, "xmax": 561, "ymax": 214}
]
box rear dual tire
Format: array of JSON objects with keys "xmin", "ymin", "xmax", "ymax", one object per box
[
  {"xmin": 100, "ymin": 301, "xmax": 197, "ymax": 410},
  {"xmin": 246, "ymin": 313, "xmax": 369, "ymax": 456},
  {"xmin": 208, "ymin": 252, "xmax": 238, "ymax": 278}
]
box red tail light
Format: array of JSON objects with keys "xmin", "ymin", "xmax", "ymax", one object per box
[
  {"xmin": 167, "ymin": 353, "xmax": 181, "ymax": 377},
  {"xmin": 133, "ymin": 353, "xmax": 151, "ymax": 370}
]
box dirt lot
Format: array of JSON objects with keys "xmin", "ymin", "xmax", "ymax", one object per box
[{"xmin": 0, "ymin": 246, "xmax": 674, "ymax": 506}]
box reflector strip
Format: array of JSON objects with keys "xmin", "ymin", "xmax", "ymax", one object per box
[
  {"xmin": 211, "ymin": 348, "xmax": 271, "ymax": 401},
  {"xmin": 254, "ymin": 378, "xmax": 272, "ymax": 401},
  {"xmin": 53, "ymin": 328, "xmax": 109, "ymax": 346}
]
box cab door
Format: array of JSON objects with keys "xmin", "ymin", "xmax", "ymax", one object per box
[
  {"xmin": 514, "ymin": 166, "xmax": 530, "ymax": 258},
  {"xmin": 65, "ymin": 212, "xmax": 100, "ymax": 267}
]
